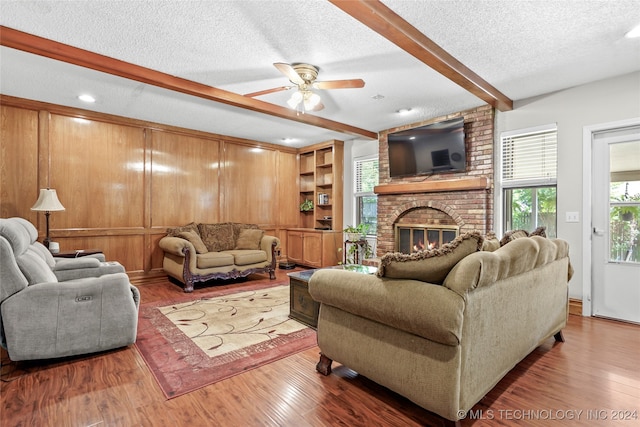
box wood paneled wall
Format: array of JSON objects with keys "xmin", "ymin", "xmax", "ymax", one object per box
[{"xmin": 0, "ymin": 96, "xmax": 299, "ymax": 282}]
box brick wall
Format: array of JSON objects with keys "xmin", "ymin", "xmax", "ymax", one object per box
[{"xmin": 376, "ymin": 105, "xmax": 495, "ymax": 255}]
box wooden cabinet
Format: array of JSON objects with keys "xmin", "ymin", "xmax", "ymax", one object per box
[
  {"xmin": 286, "ymin": 229, "xmax": 342, "ymax": 268},
  {"xmin": 297, "ymin": 140, "xmax": 343, "ymax": 231}
]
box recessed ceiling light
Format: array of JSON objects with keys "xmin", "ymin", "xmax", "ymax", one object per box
[
  {"xmin": 372, "ymin": 94, "xmax": 385, "ymax": 100},
  {"xmin": 282, "ymin": 138, "xmax": 294, "ymax": 143},
  {"xmin": 397, "ymin": 108, "xmax": 412, "ymax": 114},
  {"xmin": 625, "ymin": 23, "xmax": 640, "ymax": 38},
  {"xmin": 78, "ymin": 94, "xmax": 96, "ymax": 103}
]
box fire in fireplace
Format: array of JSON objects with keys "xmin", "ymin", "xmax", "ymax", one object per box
[{"xmin": 395, "ymin": 224, "xmax": 459, "ymax": 254}]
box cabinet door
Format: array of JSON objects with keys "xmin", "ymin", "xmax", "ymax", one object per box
[
  {"xmin": 302, "ymin": 232, "xmax": 323, "ymax": 267},
  {"xmin": 287, "ymin": 231, "xmax": 304, "ymax": 264}
]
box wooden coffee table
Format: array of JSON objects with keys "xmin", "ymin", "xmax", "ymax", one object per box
[{"xmin": 288, "ymin": 264, "xmax": 378, "ymax": 328}]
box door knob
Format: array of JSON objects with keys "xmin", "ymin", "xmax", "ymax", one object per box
[{"xmin": 593, "ymin": 227, "xmax": 605, "ymax": 236}]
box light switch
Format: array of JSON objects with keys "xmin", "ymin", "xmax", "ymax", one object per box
[{"xmin": 566, "ymin": 212, "xmax": 580, "ymax": 223}]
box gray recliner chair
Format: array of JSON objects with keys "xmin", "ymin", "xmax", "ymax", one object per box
[{"xmin": 0, "ymin": 217, "xmax": 140, "ymax": 361}]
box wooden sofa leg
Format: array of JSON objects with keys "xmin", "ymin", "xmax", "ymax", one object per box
[
  {"xmin": 269, "ymin": 269, "xmax": 276, "ymax": 280},
  {"xmin": 316, "ymin": 353, "xmax": 333, "ymax": 376},
  {"xmin": 554, "ymin": 330, "xmax": 565, "ymax": 342},
  {"xmin": 183, "ymin": 279, "xmax": 194, "ymax": 293}
]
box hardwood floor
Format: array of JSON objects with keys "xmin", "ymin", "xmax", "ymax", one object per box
[{"xmin": 2, "ymin": 271, "xmax": 639, "ymax": 427}]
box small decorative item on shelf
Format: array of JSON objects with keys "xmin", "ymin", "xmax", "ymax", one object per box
[
  {"xmin": 300, "ymin": 199, "xmax": 314, "ymax": 212},
  {"xmin": 318, "ymin": 193, "xmax": 329, "ymax": 205}
]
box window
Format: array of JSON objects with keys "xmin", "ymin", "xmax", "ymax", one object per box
[
  {"xmin": 354, "ymin": 156, "xmax": 379, "ymax": 235},
  {"xmin": 500, "ymin": 125, "xmax": 557, "ymax": 237}
]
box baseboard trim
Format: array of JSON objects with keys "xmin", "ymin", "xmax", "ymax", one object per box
[{"xmin": 569, "ymin": 298, "xmax": 583, "ymax": 316}]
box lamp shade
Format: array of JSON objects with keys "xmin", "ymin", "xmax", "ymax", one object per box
[{"xmin": 31, "ymin": 189, "xmax": 65, "ymax": 212}]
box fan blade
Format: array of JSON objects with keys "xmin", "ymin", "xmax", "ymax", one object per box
[
  {"xmin": 274, "ymin": 62, "xmax": 305, "ymax": 85},
  {"xmin": 313, "ymin": 79, "xmax": 365, "ymax": 90},
  {"xmin": 244, "ymin": 86, "xmax": 292, "ymax": 98}
]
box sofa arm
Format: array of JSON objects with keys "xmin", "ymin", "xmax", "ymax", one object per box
[
  {"xmin": 53, "ymin": 260, "xmax": 126, "ymax": 282},
  {"xmin": 159, "ymin": 236, "xmax": 195, "ymax": 257},
  {"xmin": 309, "ymin": 269, "xmax": 465, "ymax": 346},
  {"xmin": 54, "ymin": 257, "xmax": 101, "ymax": 270},
  {"xmin": 260, "ymin": 235, "xmax": 281, "ymax": 262}
]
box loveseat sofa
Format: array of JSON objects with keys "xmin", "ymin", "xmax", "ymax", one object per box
[
  {"xmin": 159, "ymin": 222, "xmax": 280, "ymax": 292},
  {"xmin": 308, "ymin": 232, "xmax": 572, "ymax": 425}
]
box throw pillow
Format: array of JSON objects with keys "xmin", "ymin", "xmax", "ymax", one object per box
[
  {"xmin": 178, "ymin": 230, "xmax": 209, "ymax": 254},
  {"xmin": 235, "ymin": 228, "xmax": 264, "ymax": 250},
  {"xmin": 231, "ymin": 223, "xmax": 260, "ymax": 242},
  {"xmin": 376, "ymin": 231, "xmax": 484, "ymax": 284},
  {"xmin": 499, "ymin": 229, "xmax": 529, "ymax": 247},
  {"xmin": 166, "ymin": 222, "xmax": 198, "ymax": 237},
  {"xmin": 198, "ymin": 223, "xmax": 235, "ymax": 252},
  {"xmin": 482, "ymin": 232, "xmax": 500, "ymax": 252},
  {"xmin": 530, "ymin": 226, "xmax": 547, "ymax": 237}
]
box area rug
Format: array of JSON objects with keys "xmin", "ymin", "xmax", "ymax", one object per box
[{"xmin": 135, "ymin": 281, "xmax": 317, "ymax": 399}]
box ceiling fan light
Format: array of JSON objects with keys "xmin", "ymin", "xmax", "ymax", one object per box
[
  {"xmin": 304, "ymin": 92, "xmax": 321, "ymax": 110},
  {"xmin": 287, "ymin": 91, "xmax": 303, "ymax": 109}
]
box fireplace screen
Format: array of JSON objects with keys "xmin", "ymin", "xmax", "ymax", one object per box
[{"xmin": 395, "ymin": 224, "xmax": 459, "ymax": 254}]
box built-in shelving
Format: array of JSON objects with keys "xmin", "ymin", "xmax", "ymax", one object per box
[{"xmin": 296, "ymin": 140, "xmax": 343, "ymax": 231}]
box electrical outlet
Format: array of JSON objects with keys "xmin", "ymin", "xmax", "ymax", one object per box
[{"xmin": 566, "ymin": 212, "xmax": 580, "ymax": 223}]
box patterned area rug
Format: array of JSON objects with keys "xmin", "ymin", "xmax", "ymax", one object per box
[{"xmin": 135, "ymin": 281, "xmax": 317, "ymax": 398}]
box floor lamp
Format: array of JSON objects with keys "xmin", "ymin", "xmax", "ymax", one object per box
[{"xmin": 31, "ymin": 188, "xmax": 65, "ymax": 249}]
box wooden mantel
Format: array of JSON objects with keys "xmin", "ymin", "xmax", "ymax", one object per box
[{"xmin": 374, "ymin": 177, "xmax": 489, "ymax": 195}]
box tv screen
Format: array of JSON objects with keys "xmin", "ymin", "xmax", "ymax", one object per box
[{"xmin": 387, "ymin": 117, "xmax": 466, "ymax": 178}]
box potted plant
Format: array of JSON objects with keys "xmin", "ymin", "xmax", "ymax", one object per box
[
  {"xmin": 343, "ymin": 223, "xmax": 370, "ymax": 241},
  {"xmin": 299, "ymin": 199, "xmax": 314, "ymax": 212}
]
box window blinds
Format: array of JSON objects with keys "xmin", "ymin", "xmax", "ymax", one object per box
[
  {"xmin": 501, "ymin": 127, "xmax": 557, "ymax": 186},
  {"xmin": 355, "ymin": 158, "xmax": 379, "ymax": 194}
]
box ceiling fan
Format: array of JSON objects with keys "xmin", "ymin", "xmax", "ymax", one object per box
[{"xmin": 244, "ymin": 62, "xmax": 365, "ymax": 112}]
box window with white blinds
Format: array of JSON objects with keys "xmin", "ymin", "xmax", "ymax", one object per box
[
  {"xmin": 501, "ymin": 125, "xmax": 557, "ymax": 187},
  {"xmin": 354, "ymin": 157, "xmax": 379, "ymax": 234},
  {"xmin": 355, "ymin": 157, "xmax": 379, "ymax": 194}
]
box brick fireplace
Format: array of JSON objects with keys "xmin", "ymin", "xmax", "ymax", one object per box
[{"xmin": 374, "ymin": 105, "xmax": 494, "ymax": 256}]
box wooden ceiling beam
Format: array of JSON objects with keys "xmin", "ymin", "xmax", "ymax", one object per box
[
  {"xmin": 0, "ymin": 26, "xmax": 378, "ymax": 140},
  {"xmin": 329, "ymin": 0, "xmax": 513, "ymax": 111}
]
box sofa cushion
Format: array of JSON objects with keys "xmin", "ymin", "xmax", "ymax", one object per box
[
  {"xmin": 224, "ymin": 250, "xmax": 268, "ymax": 266},
  {"xmin": 166, "ymin": 222, "xmax": 198, "ymax": 237},
  {"xmin": 178, "ymin": 230, "xmax": 209, "ymax": 254},
  {"xmin": 235, "ymin": 229, "xmax": 264, "ymax": 250},
  {"xmin": 443, "ymin": 236, "xmax": 571, "ymax": 295},
  {"xmin": 376, "ymin": 232, "xmax": 484, "ymax": 284},
  {"xmin": 198, "ymin": 223, "xmax": 235, "ymax": 252},
  {"xmin": 196, "ymin": 252, "xmax": 235, "ymax": 269},
  {"xmin": 16, "ymin": 249, "xmax": 58, "ymax": 285}
]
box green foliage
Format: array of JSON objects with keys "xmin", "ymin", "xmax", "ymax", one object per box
[
  {"xmin": 609, "ymin": 183, "xmax": 640, "ymax": 262},
  {"xmin": 299, "ymin": 199, "xmax": 313, "ymax": 211},
  {"xmin": 507, "ymin": 186, "xmax": 557, "ymax": 237},
  {"xmin": 343, "ymin": 223, "xmax": 370, "ymax": 235}
]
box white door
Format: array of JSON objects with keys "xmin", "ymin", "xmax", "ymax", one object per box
[{"xmin": 591, "ymin": 126, "xmax": 640, "ymax": 324}]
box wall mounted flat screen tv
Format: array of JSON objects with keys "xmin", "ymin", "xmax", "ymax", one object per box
[{"xmin": 387, "ymin": 117, "xmax": 466, "ymax": 178}]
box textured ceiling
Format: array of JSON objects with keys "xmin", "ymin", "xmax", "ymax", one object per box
[{"xmin": 1, "ymin": 0, "xmax": 639, "ymax": 148}]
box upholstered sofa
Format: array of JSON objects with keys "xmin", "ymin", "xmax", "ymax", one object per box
[
  {"xmin": 0, "ymin": 217, "xmax": 140, "ymax": 361},
  {"xmin": 308, "ymin": 232, "xmax": 572, "ymax": 425},
  {"xmin": 159, "ymin": 222, "xmax": 280, "ymax": 292}
]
